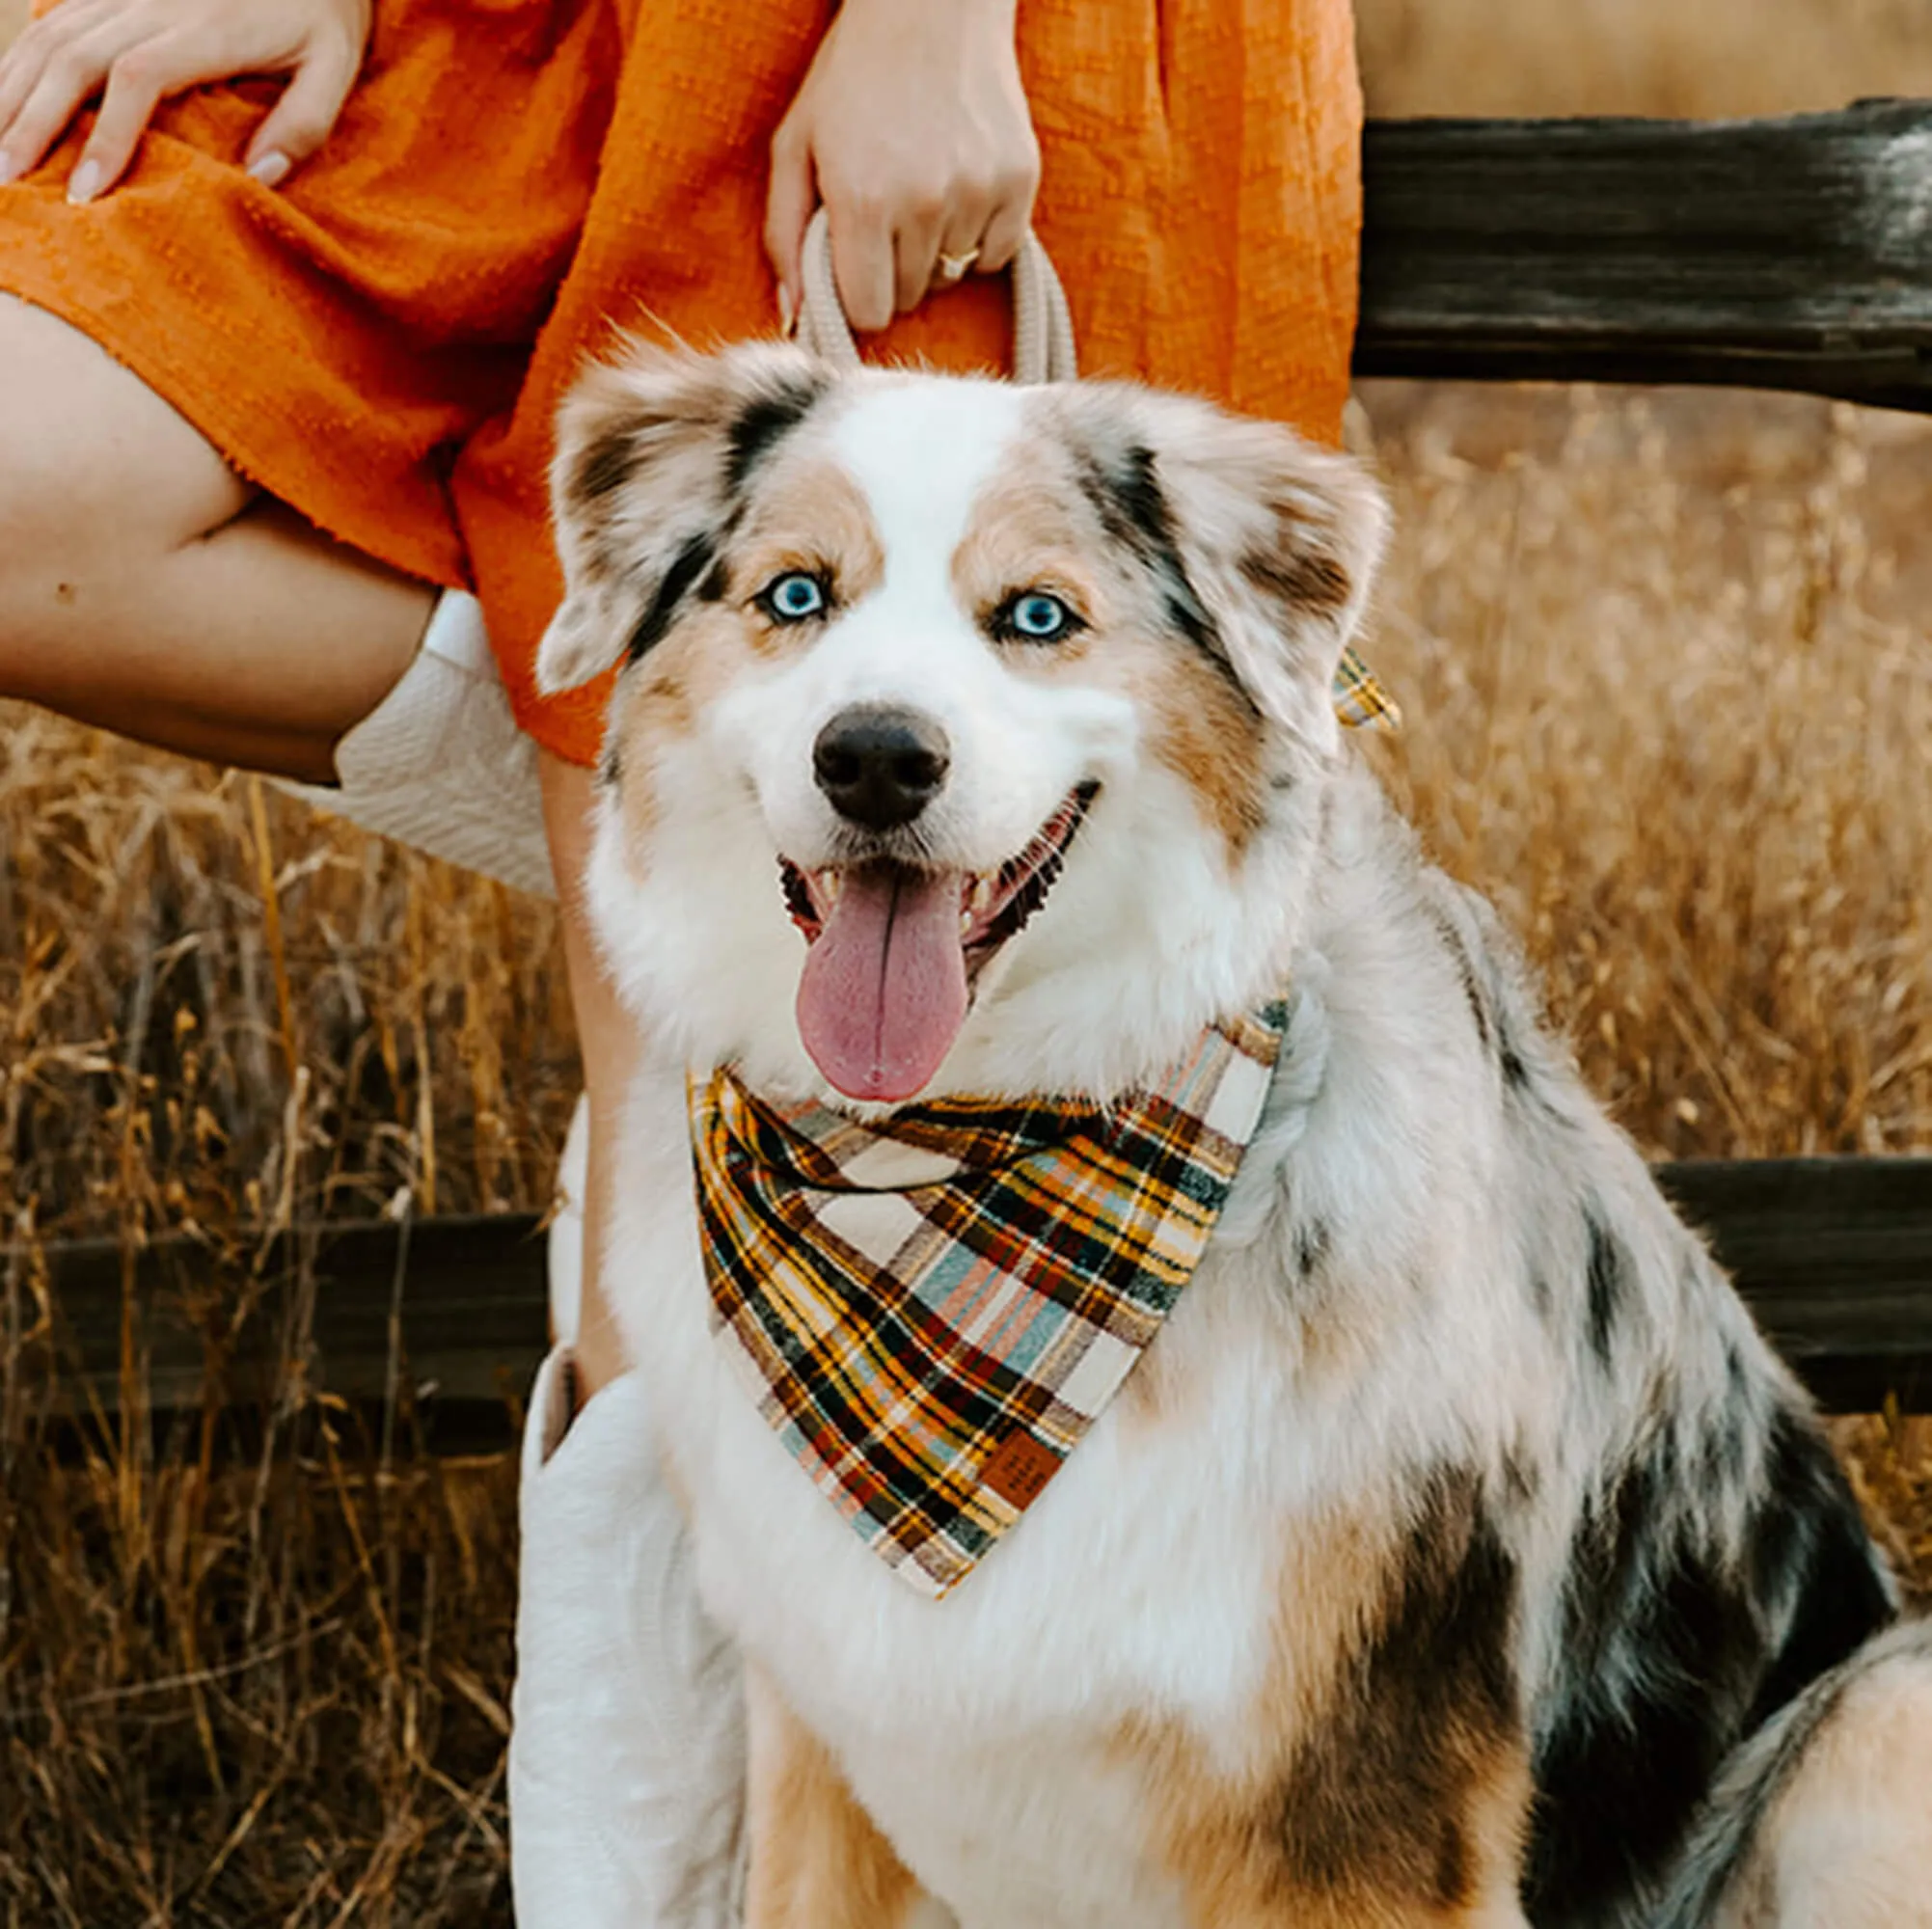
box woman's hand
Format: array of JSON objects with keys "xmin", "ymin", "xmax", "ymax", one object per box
[
  {"xmin": 0, "ymin": 0, "xmax": 372, "ymax": 200},
  {"xmin": 765, "ymin": 0, "xmax": 1041, "ymax": 335}
]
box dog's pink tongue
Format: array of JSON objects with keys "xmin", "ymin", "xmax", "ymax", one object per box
[{"xmin": 797, "ymin": 865, "xmax": 968, "ymax": 1102}]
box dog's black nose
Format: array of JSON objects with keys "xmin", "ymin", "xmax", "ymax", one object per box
[{"xmin": 813, "ymin": 706, "xmax": 951, "ymax": 829}]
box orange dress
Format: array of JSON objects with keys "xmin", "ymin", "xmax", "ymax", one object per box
[{"xmin": 0, "ymin": 0, "xmax": 1362, "ymax": 767}]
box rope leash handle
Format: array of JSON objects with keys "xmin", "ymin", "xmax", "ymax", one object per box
[{"xmin": 798, "ymin": 208, "xmax": 1078, "ymax": 385}]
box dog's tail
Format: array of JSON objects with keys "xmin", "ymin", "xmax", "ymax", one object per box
[{"xmin": 1654, "ymin": 1615, "xmax": 1932, "ymax": 1929}]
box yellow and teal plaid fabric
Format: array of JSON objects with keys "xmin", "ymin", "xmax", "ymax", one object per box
[
  {"xmin": 1332, "ymin": 643, "xmax": 1400, "ymax": 731},
  {"xmin": 691, "ymin": 1001, "xmax": 1290, "ymax": 1598}
]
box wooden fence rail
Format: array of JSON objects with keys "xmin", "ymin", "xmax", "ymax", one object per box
[
  {"xmin": 10, "ymin": 1159, "xmax": 1930, "ymax": 1444},
  {"xmin": 1355, "ymin": 100, "xmax": 1932, "ymax": 410}
]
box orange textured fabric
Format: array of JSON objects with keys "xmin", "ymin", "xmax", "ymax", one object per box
[{"xmin": 0, "ymin": 0, "xmax": 1362, "ymax": 768}]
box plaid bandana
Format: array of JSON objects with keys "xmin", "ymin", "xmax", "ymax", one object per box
[
  {"xmin": 690, "ymin": 1000, "xmax": 1290, "ymax": 1597},
  {"xmin": 1333, "ymin": 643, "xmax": 1400, "ymax": 731}
]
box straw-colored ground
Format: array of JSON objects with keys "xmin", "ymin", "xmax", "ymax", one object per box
[{"xmin": 2, "ymin": 0, "xmax": 1929, "ymax": 1920}]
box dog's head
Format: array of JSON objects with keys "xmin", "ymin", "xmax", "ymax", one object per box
[{"xmin": 542, "ymin": 342, "xmax": 1385, "ymax": 1106}]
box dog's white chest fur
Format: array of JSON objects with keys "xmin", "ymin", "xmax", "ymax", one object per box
[{"xmin": 611, "ymin": 1062, "xmax": 1338, "ymax": 1928}]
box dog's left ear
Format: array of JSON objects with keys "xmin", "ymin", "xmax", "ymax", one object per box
[
  {"xmin": 537, "ymin": 340, "xmax": 833, "ymax": 694},
  {"xmin": 1065, "ymin": 389, "xmax": 1389, "ymax": 741}
]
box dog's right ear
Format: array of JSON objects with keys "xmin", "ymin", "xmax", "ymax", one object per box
[{"xmin": 537, "ymin": 340, "xmax": 834, "ymax": 694}]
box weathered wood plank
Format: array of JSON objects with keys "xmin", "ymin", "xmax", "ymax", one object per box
[
  {"xmin": 13, "ymin": 1159, "xmax": 1930, "ymax": 1434},
  {"xmin": 1355, "ymin": 101, "xmax": 1932, "ymax": 410},
  {"xmin": 24, "ymin": 1214, "xmax": 553, "ymax": 1421},
  {"xmin": 1658, "ymin": 1159, "xmax": 1932, "ymax": 1412}
]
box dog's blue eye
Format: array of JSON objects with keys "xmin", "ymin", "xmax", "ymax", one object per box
[
  {"xmin": 760, "ymin": 571, "xmax": 829, "ymax": 623},
  {"xmin": 1002, "ymin": 592, "xmax": 1075, "ymax": 642}
]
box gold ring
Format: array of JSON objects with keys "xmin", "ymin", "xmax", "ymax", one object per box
[{"xmin": 937, "ymin": 248, "xmax": 981, "ymax": 284}]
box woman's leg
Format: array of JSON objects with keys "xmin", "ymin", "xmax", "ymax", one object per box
[
  {"xmin": 0, "ymin": 293, "xmax": 432, "ymax": 780},
  {"xmin": 537, "ymin": 747, "xmax": 638, "ymax": 1400},
  {"xmin": 516, "ymin": 752, "xmax": 752, "ymax": 1929}
]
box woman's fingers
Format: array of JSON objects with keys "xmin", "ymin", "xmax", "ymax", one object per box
[
  {"xmin": 827, "ymin": 189, "xmax": 897, "ymax": 335},
  {"xmin": 0, "ymin": 20, "xmax": 141, "ymax": 186},
  {"xmin": 762, "ymin": 114, "xmax": 815, "ymax": 332},
  {"xmin": 0, "ymin": 32, "xmax": 49, "ymax": 167},
  {"xmin": 902, "ymin": 158, "xmax": 1029, "ymax": 314},
  {"xmin": 931, "ymin": 190, "xmax": 995, "ymax": 292},
  {"xmin": 68, "ymin": 33, "xmax": 199, "ymax": 199},
  {"xmin": 0, "ymin": 0, "xmax": 371, "ymax": 195},
  {"xmin": 244, "ymin": 29, "xmax": 360, "ymax": 178},
  {"xmin": 903, "ymin": 171, "xmax": 997, "ymax": 313},
  {"xmin": 763, "ymin": 0, "xmax": 1039, "ymax": 337},
  {"xmin": 974, "ymin": 162, "xmax": 1036, "ymax": 276},
  {"xmin": 0, "ymin": 1, "xmax": 111, "ymax": 170},
  {"xmin": 889, "ymin": 182, "xmax": 948, "ymax": 318}
]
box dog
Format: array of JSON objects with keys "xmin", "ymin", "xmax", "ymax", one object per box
[{"xmin": 536, "ymin": 339, "xmax": 1928, "ymax": 1927}]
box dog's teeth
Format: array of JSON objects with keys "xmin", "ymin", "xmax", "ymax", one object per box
[
  {"xmin": 968, "ymin": 876, "xmax": 996, "ymax": 917},
  {"xmin": 961, "ymin": 910, "xmax": 975, "ymax": 936},
  {"xmin": 817, "ymin": 869, "xmax": 843, "ymax": 907}
]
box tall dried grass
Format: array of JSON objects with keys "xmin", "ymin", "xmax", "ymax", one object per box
[
  {"xmin": 0, "ymin": 737, "xmax": 578, "ymax": 1240},
  {"xmin": 1358, "ymin": 0, "xmax": 1932, "ymax": 116},
  {"xmin": 3, "ymin": 2, "xmax": 1930, "ymax": 1920},
  {"xmin": 1359, "ymin": 382, "xmax": 1932, "ymax": 1159},
  {"xmin": 0, "ymin": 766, "xmax": 569, "ymax": 1921}
]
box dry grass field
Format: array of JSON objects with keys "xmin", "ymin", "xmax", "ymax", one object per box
[
  {"xmin": 1357, "ymin": 0, "xmax": 1932, "ymax": 114},
  {"xmin": 2, "ymin": 0, "xmax": 1930, "ymax": 1920}
]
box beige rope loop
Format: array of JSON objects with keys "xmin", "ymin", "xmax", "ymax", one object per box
[{"xmin": 798, "ymin": 207, "xmax": 1078, "ymax": 386}]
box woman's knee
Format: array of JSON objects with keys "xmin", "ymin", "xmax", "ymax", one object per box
[
  {"xmin": 0, "ymin": 291, "xmax": 254, "ymax": 710},
  {"xmin": 0, "ymin": 292, "xmax": 248, "ymax": 641},
  {"xmin": 0, "ymin": 292, "xmax": 435, "ymax": 773}
]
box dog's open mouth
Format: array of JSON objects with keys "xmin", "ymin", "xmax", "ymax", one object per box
[{"xmin": 779, "ymin": 782, "xmax": 1099, "ymax": 1103}]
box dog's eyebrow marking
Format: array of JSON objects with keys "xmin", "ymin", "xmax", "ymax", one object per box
[
  {"xmin": 738, "ymin": 458, "xmax": 887, "ymax": 624},
  {"xmin": 625, "ymin": 528, "xmax": 724, "ymax": 666},
  {"xmin": 724, "ymin": 371, "xmax": 830, "ymax": 499}
]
